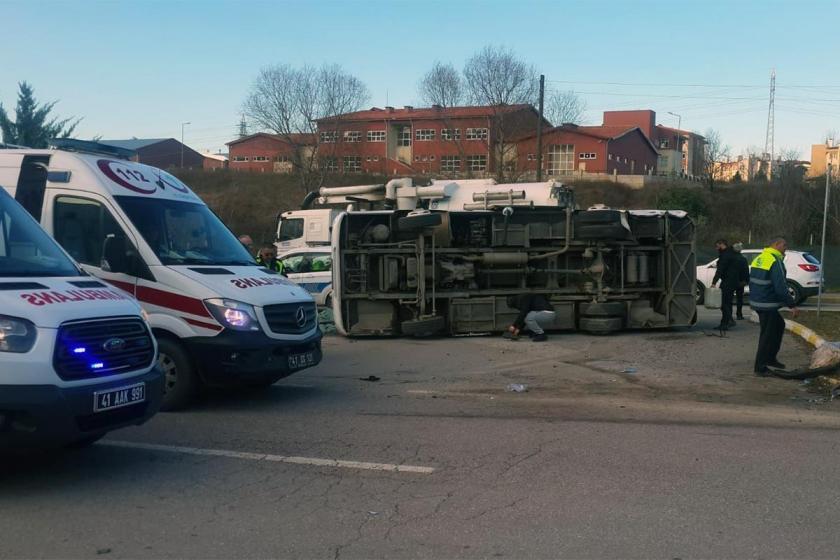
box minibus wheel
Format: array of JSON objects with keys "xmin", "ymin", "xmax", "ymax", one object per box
[{"xmin": 158, "ymin": 338, "xmax": 198, "ymax": 411}]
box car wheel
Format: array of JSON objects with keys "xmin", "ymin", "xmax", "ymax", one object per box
[
  {"xmin": 696, "ymin": 281, "xmax": 705, "ymax": 305},
  {"xmin": 787, "ymin": 281, "xmax": 804, "ymax": 305},
  {"xmin": 157, "ymin": 338, "xmax": 198, "ymax": 411}
]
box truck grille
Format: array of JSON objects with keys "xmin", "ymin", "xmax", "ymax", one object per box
[
  {"xmin": 263, "ymin": 302, "xmax": 317, "ymax": 334},
  {"xmin": 53, "ymin": 317, "xmax": 155, "ymax": 381}
]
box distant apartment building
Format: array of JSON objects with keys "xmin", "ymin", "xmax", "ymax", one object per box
[
  {"xmin": 602, "ymin": 110, "xmax": 706, "ymax": 178},
  {"xmin": 809, "ymin": 142, "xmax": 839, "ymax": 177},
  {"xmin": 714, "ymin": 155, "xmax": 763, "ymax": 182},
  {"xmin": 227, "ymin": 133, "xmax": 315, "ymax": 173},
  {"xmin": 314, "ymin": 104, "xmax": 546, "ymax": 175},
  {"xmin": 514, "ymin": 124, "xmax": 658, "ymax": 177}
]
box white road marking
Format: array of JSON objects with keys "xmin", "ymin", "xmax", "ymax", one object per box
[{"xmin": 100, "ymin": 440, "xmax": 435, "ymax": 474}]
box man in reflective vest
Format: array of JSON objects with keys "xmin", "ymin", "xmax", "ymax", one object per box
[
  {"xmin": 748, "ymin": 237, "xmax": 799, "ymax": 375},
  {"xmin": 256, "ymin": 245, "xmax": 285, "ymax": 276}
]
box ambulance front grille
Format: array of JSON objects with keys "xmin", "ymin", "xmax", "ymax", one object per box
[
  {"xmin": 263, "ymin": 302, "xmax": 317, "ymax": 335},
  {"xmin": 53, "ymin": 317, "xmax": 155, "ymax": 381}
]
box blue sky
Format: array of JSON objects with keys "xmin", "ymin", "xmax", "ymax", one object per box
[{"xmin": 4, "ymin": 0, "xmax": 840, "ymax": 158}]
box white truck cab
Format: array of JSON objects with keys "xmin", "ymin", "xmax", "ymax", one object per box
[
  {"xmin": 0, "ymin": 186, "xmax": 163, "ymax": 448},
  {"xmin": 0, "ymin": 140, "xmax": 322, "ymax": 410}
]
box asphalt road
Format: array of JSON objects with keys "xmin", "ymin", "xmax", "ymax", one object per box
[{"xmin": 3, "ymin": 308, "xmax": 840, "ymax": 559}]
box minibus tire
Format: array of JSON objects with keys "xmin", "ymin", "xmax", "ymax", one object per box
[{"xmin": 158, "ymin": 338, "xmax": 198, "ymax": 411}]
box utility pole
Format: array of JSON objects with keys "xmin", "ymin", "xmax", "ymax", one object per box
[
  {"xmin": 764, "ymin": 69, "xmax": 776, "ymax": 181},
  {"xmin": 239, "ymin": 115, "xmax": 248, "ymax": 139},
  {"xmin": 818, "ymin": 163, "xmax": 830, "ymax": 317},
  {"xmin": 536, "ymin": 74, "xmax": 545, "ymax": 182},
  {"xmin": 180, "ymin": 121, "xmax": 191, "ymax": 168}
]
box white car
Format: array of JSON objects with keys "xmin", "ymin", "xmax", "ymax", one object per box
[
  {"xmin": 696, "ymin": 249, "xmax": 823, "ymax": 305},
  {"xmin": 279, "ymin": 247, "xmax": 333, "ymax": 306}
]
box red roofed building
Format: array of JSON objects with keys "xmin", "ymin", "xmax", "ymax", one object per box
[
  {"xmin": 603, "ymin": 110, "xmax": 705, "ymax": 177},
  {"xmin": 514, "ymin": 124, "xmax": 659, "ymax": 177},
  {"xmin": 315, "ymin": 104, "xmax": 548, "ymax": 176},
  {"xmin": 227, "ymin": 132, "xmax": 316, "ymax": 173}
]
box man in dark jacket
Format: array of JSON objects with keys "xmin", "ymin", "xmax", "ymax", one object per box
[
  {"xmin": 711, "ymin": 239, "xmax": 740, "ymax": 330},
  {"xmin": 749, "ymin": 237, "xmax": 799, "ymax": 375},
  {"xmin": 505, "ymin": 294, "xmax": 555, "ymax": 342},
  {"xmin": 733, "ymin": 242, "xmax": 750, "ymax": 320}
]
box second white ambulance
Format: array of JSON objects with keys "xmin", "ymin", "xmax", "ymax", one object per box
[{"xmin": 0, "ymin": 140, "xmax": 322, "ymax": 410}]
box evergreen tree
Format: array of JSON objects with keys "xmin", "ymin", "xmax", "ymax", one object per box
[{"xmin": 0, "ymin": 82, "xmax": 80, "ymax": 148}]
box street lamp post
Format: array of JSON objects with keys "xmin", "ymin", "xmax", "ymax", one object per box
[
  {"xmin": 667, "ymin": 112, "xmax": 682, "ymax": 175},
  {"xmin": 180, "ymin": 121, "xmax": 191, "ymax": 168}
]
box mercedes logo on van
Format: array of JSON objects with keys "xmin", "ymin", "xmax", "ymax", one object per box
[
  {"xmin": 103, "ymin": 337, "xmax": 127, "ymax": 353},
  {"xmin": 295, "ymin": 306, "xmax": 307, "ymax": 328}
]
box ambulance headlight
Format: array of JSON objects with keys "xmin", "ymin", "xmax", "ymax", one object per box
[
  {"xmin": 204, "ymin": 299, "xmax": 260, "ymax": 332},
  {"xmin": 0, "ymin": 315, "xmax": 37, "ymax": 353}
]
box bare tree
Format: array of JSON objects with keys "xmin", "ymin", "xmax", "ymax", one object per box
[
  {"xmin": 703, "ymin": 128, "xmax": 731, "ymax": 191},
  {"xmin": 545, "ymin": 90, "xmax": 586, "ymax": 125},
  {"xmin": 776, "ymin": 147, "xmax": 805, "ymax": 186},
  {"xmin": 243, "ymin": 63, "xmax": 369, "ymax": 193},
  {"xmin": 418, "ymin": 62, "xmax": 464, "ymax": 108},
  {"xmin": 463, "ymin": 46, "xmax": 539, "ymax": 181}
]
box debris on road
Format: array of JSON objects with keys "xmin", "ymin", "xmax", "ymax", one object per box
[
  {"xmin": 621, "ymin": 367, "xmax": 638, "ymax": 374},
  {"xmin": 506, "ymin": 383, "xmax": 528, "ymax": 393},
  {"xmin": 359, "ymin": 375, "xmax": 381, "ymax": 382}
]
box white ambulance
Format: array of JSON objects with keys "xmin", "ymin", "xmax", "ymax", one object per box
[
  {"xmin": 0, "ymin": 140, "xmax": 322, "ymax": 410},
  {"xmin": 0, "ymin": 186, "xmax": 163, "ymax": 448}
]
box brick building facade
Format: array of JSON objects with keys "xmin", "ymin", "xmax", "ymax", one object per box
[
  {"xmin": 515, "ymin": 125, "xmax": 658, "ymax": 177},
  {"xmin": 227, "ymin": 133, "xmax": 315, "ymax": 173},
  {"xmin": 314, "ymin": 104, "xmax": 547, "ymax": 175}
]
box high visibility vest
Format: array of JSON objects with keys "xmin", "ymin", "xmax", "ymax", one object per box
[{"xmin": 748, "ymin": 247, "xmax": 790, "ymax": 309}]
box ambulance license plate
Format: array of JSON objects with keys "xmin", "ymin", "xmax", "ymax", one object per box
[
  {"xmin": 94, "ymin": 382, "xmax": 146, "ymax": 413},
  {"xmin": 288, "ymin": 351, "xmax": 316, "ymax": 370}
]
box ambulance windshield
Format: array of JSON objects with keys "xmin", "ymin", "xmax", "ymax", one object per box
[
  {"xmin": 0, "ymin": 190, "xmax": 80, "ymax": 277},
  {"xmin": 115, "ymin": 196, "xmax": 257, "ymax": 267}
]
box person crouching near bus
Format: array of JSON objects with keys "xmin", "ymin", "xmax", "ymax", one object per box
[{"xmin": 504, "ymin": 294, "xmax": 556, "ymax": 342}]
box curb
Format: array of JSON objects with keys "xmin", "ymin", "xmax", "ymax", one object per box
[
  {"xmin": 749, "ymin": 311, "xmax": 827, "ymax": 349},
  {"xmin": 784, "ymin": 319, "xmax": 827, "ymax": 349}
]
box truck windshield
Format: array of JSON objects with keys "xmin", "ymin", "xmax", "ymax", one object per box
[
  {"xmin": 0, "ymin": 190, "xmax": 80, "ymax": 277},
  {"xmin": 115, "ymin": 196, "xmax": 256, "ymax": 267}
]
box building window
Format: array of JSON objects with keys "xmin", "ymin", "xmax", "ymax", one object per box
[
  {"xmin": 466, "ymin": 154, "xmax": 487, "ymax": 171},
  {"xmin": 624, "ymin": 157, "xmax": 628, "ymax": 163},
  {"xmin": 441, "ymin": 128, "xmax": 461, "ymax": 141},
  {"xmin": 397, "ymin": 127, "xmax": 412, "ymax": 147},
  {"xmin": 466, "ymin": 128, "xmax": 489, "ymax": 141},
  {"xmin": 367, "ymin": 130, "xmax": 386, "ymax": 142},
  {"xmin": 253, "ymin": 156, "xmax": 269, "ymax": 162},
  {"xmin": 415, "ymin": 129, "xmax": 436, "ymax": 141},
  {"xmin": 579, "ymin": 153, "xmax": 596, "ymax": 160},
  {"xmin": 415, "ymin": 155, "xmax": 421, "ymax": 162},
  {"xmin": 365, "ymin": 156, "xmax": 372, "ymax": 162},
  {"xmin": 527, "ymin": 153, "xmax": 536, "ymax": 161},
  {"xmin": 321, "ymin": 157, "xmax": 338, "ymax": 172},
  {"xmin": 659, "ymin": 139, "xmax": 670, "ymax": 149},
  {"xmin": 429, "ymin": 155, "xmax": 436, "ymax": 161},
  {"xmin": 232, "ymin": 156, "xmax": 249, "ymax": 162},
  {"xmin": 547, "ymin": 144, "xmax": 574, "ymax": 175},
  {"xmin": 608, "ymin": 154, "xmax": 613, "ymax": 160},
  {"xmin": 373, "ymin": 156, "xmax": 380, "ymax": 162},
  {"xmin": 441, "ymin": 155, "xmax": 461, "ymax": 173},
  {"xmin": 320, "ymin": 131, "xmax": 338, "ymax": 143},
  {"xmin": 343, "ymin": 156, "xmax": 362, "ymax": 172},
  {"xmin": 276, "ymin": 156, "xmax": 290, "ymax": 163},
  {"xmin": 343, "ymin": 131, "xmax": 361, "ymax": 143}
]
